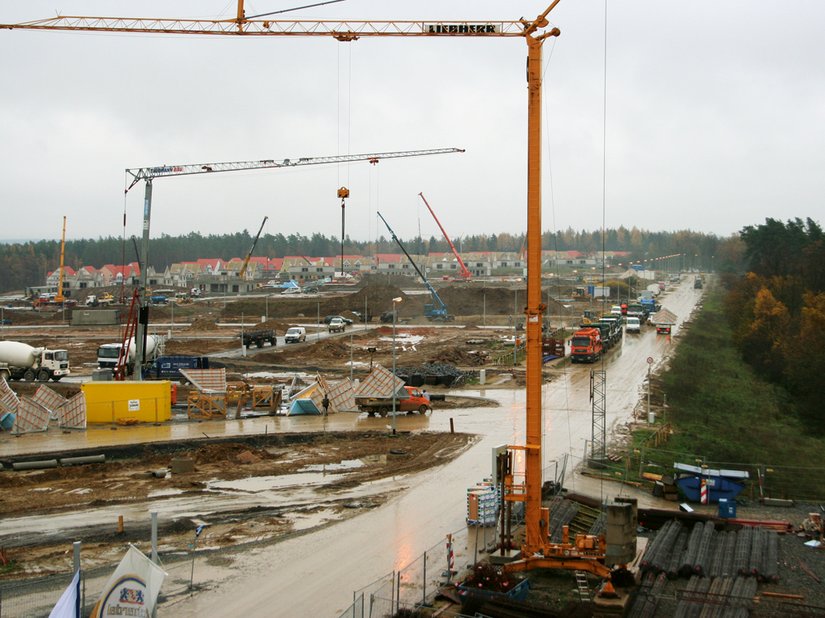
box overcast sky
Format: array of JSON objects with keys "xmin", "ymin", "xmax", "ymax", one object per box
[{"xmin": 1, "ymin": 1, "xmax": 823, "ymax": 246}]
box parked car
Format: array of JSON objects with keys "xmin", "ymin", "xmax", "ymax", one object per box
[
  {"xmin": 625, "ymin": 316, "xmax": 641, "ymax": 334},
  {"xmin": 328, "ymin": 317, "xmax": 347, "ymax": 333},
  {"xmin": 0, "ymin": 318, "xmax": 11, "ymax": 326},
  {"xmin": 284, "ymin": 327, "xmax": 307, "ymax": 343}
]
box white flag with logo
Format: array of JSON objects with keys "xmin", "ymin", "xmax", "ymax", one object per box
[
  {"xmin": 49, "ymin": 569, "xmax": 80, "ymax": 618},
  {"xmin": 92, "ymin": 545, "xmax": 166, "ymax": 618}
]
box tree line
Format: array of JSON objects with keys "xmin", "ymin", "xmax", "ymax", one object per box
[
  {"xmin": 0, "ymin": 226, "xmax": 726, "ymax": 293},
  {"xmin": 724, "ymin": 217, "xmax": 825, "ymax": 429}
]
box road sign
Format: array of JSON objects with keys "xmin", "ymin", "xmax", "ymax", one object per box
[{"xmin": 646, "ymin": 356, "xmax": 654, "ymax": 365}]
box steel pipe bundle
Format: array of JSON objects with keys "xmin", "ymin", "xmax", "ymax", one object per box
[
  {"xmin": 666, "ymin": 529, "xmax": 689, "ymax": 579},
  {"xmin": 680, "ymin": 523, "xmax": 705, "ymax": 577},
  {"xmin": 733, "ymin": 526, "xmax": 753, "ymax": 576},
  {"xmin": 693, "ymin": 521, "xmax": 716, "ymax": 576}
]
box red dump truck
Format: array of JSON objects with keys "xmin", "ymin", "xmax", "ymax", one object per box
[{"xmin": 570, "ymin": 327, "xmax": 604, "ymax": 363}]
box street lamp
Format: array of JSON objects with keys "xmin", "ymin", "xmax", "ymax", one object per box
[{"xmin": 391, "ymin": 296, "xmax": 402, "ymax": 435}]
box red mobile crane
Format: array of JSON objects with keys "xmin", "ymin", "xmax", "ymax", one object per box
[{"xmin": 418, "ymin": 192, "xmax": 471, "ymax": 280}]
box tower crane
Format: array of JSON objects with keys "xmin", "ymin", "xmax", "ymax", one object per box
[
  {"xmin": 55, "ymin": 216, "xmax": 67, "ymax": 304},
  {"xmin": 418, "ymin": 192, "xmax": 471, "ymax": 280},
  {"xmin": 2, "ymin": 1, "xmax": 616, "ymax": 579},
  {"xmin": 377, "ymin": 211, "xmax": 452, "ymax": 322},
  {"xmin": 238, "ymin": 216, "xmax": 268, "ymax": 280},
  {"xmin": 123, "ymin": 148, "xmax": 463, "ymax": 381}
]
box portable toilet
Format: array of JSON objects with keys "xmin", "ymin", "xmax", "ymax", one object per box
[{"xmin": 718, "ymin": 498, "xmax": 737, "ymax": 519}]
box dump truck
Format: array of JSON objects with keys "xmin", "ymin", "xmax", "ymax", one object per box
[
  {"xmin": 240, "ymin": 329, "xmax": 276, "ymax": 349},
  {"xmin": 586, "ymin": 317, "xmax": 623, "ymax": 350},
  {"xmin": 355, "ymin": 386, "xmax": 432, "ymax": 417},
  {"xmin": 0, "ymin": 341, "xmax": 70, "ymax": 382},
  {"xmin": 569, "ymin": 327, "xmax": 603, "ymax": 363}
]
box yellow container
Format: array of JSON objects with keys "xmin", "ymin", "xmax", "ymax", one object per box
[{"xmin": 82, "ymin": 381, "xmax": 172, "ymax": 424}]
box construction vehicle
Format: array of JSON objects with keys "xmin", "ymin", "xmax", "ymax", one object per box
[
  {"xmin": 238, "ymin": 216, "xmax": 268, "ymax": 280},
  {"xmin": 569, "ymin": 327, "xmax": 603, "ymax": 364},
  {"xmin": 0, "ymin": 341, "xmax": 70, "ymax": 382},
  {"xmin": 355, "ymin": 386, "xmax": 431, "ymax": 417},
  {"xmin": 694, "ymin": 276, "xmax": 704, "ymax": 289},
  {"xmin": 418, "ymin": 192, "xmax": 471, "ymax": 280},
  {"xmin": 377, "ymin": 211, "xmax": 453, "ymax": 321},
  {"xmin": 240, "ymin": 329, "xmax": 276, "ymax": 349},
  {"xmin": 6, "ymin": 0, "xmax": 617, "ymax": 582},
  {"xmin": 97, "ymin": 335, "xmax": 161, "ymax": 374},
  {"xmin": 585, "ymin": 317, "xmax": 622, "ymax": 350}
]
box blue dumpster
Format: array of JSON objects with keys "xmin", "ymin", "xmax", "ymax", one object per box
[{"xmin": 718, "ymin": 498, "xmax": 737, "ymax": 519}]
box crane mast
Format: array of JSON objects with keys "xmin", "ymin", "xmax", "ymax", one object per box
[
  {"xmin": 3, "ymin": 1, "xmax": 616, "ymax": 579},
  {"xmin": 418, "ymin": 192, "xmax": 471, "ymax": 280},
  {"xmin": 55, "ymin": 216, "xmax": 67, "ymax": 304}
]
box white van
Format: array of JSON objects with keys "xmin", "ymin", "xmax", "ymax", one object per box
[
  {"xmin": 284, "ymin": 327, "xmax": 306, "ymax": 344},
  {"xmin": 625, "ymin": 317, "xmax": 641, "ymax": 334}
]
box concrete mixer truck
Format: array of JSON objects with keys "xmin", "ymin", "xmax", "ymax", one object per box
[
  {"xmin": 97, "ymin": 335, "xmax": 161, "ymax": 376},
  {"xmin": 0, "ymin": 341, "xmax": 71, "ymax": 382}
]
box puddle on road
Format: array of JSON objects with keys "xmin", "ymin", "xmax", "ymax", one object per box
[
  {"xmin": 148, "ymin": 488, "xmax": 186, "ymax": 498},
  {"xmin": 207, "ymin": 471, "xmax": 345, "ymax": 493},
  {"xmin": 285, "ymin": 508, "xmax": 341, "ymax": 531},
  {"xmin": 299, "ymin": 459, "xmax": 364, "ymax": 472}
]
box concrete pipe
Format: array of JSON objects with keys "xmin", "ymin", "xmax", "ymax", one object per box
[
  {"xmin": 59, "ymin": 454, "xmax": 106, "ymax": 466},
  {"xmin": 12, "ymin": 459, "xmax": 59, "ymax": 471}
]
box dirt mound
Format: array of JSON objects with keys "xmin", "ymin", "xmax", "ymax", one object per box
[{"xmin": 187, "ymin": 315, "xmax": 219, "ymax": 331}]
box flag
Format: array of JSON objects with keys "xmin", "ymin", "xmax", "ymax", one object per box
[
  {"xmin": 92, "ymin": 545, "xmax": 166, "ymax": 618},
  {"xmin": 49, "ymin": 570, "xmax": 80, "ymax": 618}
]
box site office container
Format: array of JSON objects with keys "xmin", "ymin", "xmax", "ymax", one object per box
[{"xmin": 82, "ymin": 381, "xmax": 172, "ymax": 424}]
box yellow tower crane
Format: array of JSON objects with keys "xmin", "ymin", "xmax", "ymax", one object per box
[
  {"xmin": 55, "ymin": 216, "xmax": 67, "ymax": 304},
  {"xmin": 1, "ymin": 1, "xmax": 614, "ymax": 578}
]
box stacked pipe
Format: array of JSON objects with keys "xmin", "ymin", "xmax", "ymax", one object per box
[
  {"xmin": 641, "ymin": 519, "xmax": 683, "ymax": 574},
  {"xmin": 629, "ymin": 572, "xmax": 668, "ymax": 618},
  {"xmin": 727, "ymin": 576, "xmax": 757, "ymax": 618},
  {"xmin": 762, "ymin": 530, "xmax": 779, "ymax": 582},
  {"xmin": 733, "ymin": 526, "xmax": 753, "ymax": 575},
  {"xmin": 692, "ymin": 521, "xmax": 716, "ymax": 576},
  {"xmin": 680, "ymin": 523, "xmax": 705, "ymax": 577},
  {"xmin": 666, "ymin": 529, "xmax": 689, "ymax": 579},
  {"xmin": 547, "ymin": 498, "xmax": 578, "ymax": 543},
  {"xmin": 718, "ymin": 530, "xmax": 737, "ymax": 578},
  {"xmin": 698, "ymin": 576, "xmax": 733, "ymax": 618},
  {"xmin": 747, "ymin": 526, "xmax": 766, "ymax": 577}
]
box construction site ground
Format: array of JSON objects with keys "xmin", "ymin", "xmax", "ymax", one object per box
[{"xmin": 3, "ymin": 279, "xmax": 825, "ymax": 615}]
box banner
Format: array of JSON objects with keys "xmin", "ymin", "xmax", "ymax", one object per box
[{"xmin": 92, "ymin": 545, "xmax": 166, "ymax": 618}]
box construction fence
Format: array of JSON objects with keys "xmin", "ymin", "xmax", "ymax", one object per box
[
  {"xmin": 337, "ymin": 520, "xmax": 513, "ymax": 618},
  {"xmin": 0, "ymin": 531, "xmax": 207, "ymax": 617},
  {"xmin": 589, "ymin": 442, "xmax": 825, "ymax": 504}
]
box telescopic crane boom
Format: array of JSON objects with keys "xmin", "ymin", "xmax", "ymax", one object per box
[
  {"xmin": 239, "ymin": 216, "xmax": 268, "ymax": 279},
  {"xmin": 377, "ymin": 211, "xmax": 452, "ymax": 322},
  {"xmin": 418, "ymin": 192, "xmax": 471, "ymax": 280}
]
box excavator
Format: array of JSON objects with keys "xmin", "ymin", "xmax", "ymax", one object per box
[{"xmin": 377, "ymin": 211, "xmax": 452, "ymax": 322}]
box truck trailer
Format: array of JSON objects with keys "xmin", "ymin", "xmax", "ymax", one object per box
[{"xmin": 355, "ymin": 386, "xmax": 432, "ymax": 417}]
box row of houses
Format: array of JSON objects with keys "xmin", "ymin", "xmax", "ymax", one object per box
[{"xmin": 42, "ymin": 251, "xmax": 630, "ymax": 296}]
